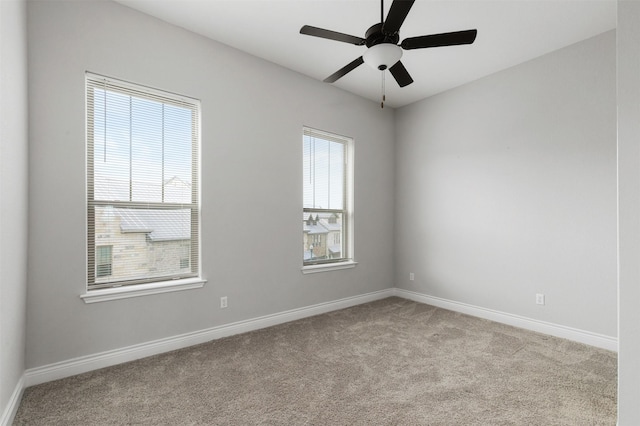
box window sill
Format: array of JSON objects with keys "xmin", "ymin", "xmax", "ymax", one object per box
[
  {"xmin": 80, "ymin": 277, "xmax": 206, "ymax": 304},
  {"xmin": 302, "ymin": 261, "xmax": 358, "ymax": 274}
]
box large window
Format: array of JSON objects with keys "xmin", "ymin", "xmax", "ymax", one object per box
[
  {"xmin": 86, "ymin": 73, "xmax": 200, "ymax": 290},
  {"xmin": 303, "ymin": 127, "xmax": 353, "ymax": 267}
]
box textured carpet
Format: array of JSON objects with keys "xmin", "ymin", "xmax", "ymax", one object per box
[{"xmin": 14, "ymin": 297, "xmax": 617, "ymax": 425}]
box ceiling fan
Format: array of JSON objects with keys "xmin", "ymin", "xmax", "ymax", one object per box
[{"xmin": 300, "ymin": 0, "xmax": 477, "ymax": 106}]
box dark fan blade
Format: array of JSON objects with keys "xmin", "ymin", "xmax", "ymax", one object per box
[
  {"xmin": 300, "ymin": 25, "xmax": 366, "ymax": 46},
  {"xmin": 382, "ymin": 0, "xmax": 415, "ymax": 35},
  {"xmin": 324, "ymin": 56, "xmax": 364, "ymax": 83},
  {"xmin": 389, "ymin": 61, "xmax": 413, "ymax": 87},
  {"xmin": 401, "ymin": 29, "xmax": 477, "ymax": 50}
]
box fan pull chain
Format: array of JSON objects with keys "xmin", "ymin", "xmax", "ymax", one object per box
[{"xmin": 381, "ymin": 71, "xmax": 386, "ymax": 108}]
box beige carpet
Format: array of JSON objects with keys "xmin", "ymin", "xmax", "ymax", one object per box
[{"xmin": 14, "ymin": 297, "xmax": 617, "ymax": 425}]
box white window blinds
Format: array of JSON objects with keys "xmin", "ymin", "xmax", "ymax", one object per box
[
  {"xmin": 86, "ymin": 73, "xmax": 200, "ymax": 289},
  {"xmin": 303, "ymin": 128, "xmax": 346, "ymax": 211}
]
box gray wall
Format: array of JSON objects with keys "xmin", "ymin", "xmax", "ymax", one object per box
[
  {"xmin": 0, "ymin": 0, "xmax": 28, "ymax": 419},
  {"xmin": 394, "ymin": 31, "xmax": 617, "ymax": 338},
  {"xmin": 26, "ymin": 0, "xmax": 395, "ymax": 369},
  {"xmin": 617, "ymin": 1, "xmax": 640, "ymax": 423}
]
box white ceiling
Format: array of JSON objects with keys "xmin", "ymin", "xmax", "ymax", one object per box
[{"xmin": 114, "ymin": 0, "xmax": 616, "ymax": 108}]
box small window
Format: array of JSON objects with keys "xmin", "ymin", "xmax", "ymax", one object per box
[
  {"xmin": 303, "ymin": 127, "xmax": 353, "ymax": 266},
  {"xmin": 96, "ymin": 246, "xmax": 112, "ymax": 277},
  {"xmin": 86, "ymin": 73, "xmax": 201, "ymax": 290}
]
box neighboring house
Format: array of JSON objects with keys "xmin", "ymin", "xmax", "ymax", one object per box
[
  {"xmin": 303, "ymin": 213, "xmax": 342, "ymax": 261},
  {"xmin": 94, "ymin": 176, "xmax": 192, "ymax": 284},
  {"xmin": 95, "ymin": 207, "xmax": 191, "ymax": 284}
]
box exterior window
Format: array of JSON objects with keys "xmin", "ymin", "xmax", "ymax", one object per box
[
  {"xmin": 96, "ymin": 246, "xmax": 112, "ymax": 277},
  {"xmin": 303, "ymin": 127, "xmax": 353, "ymax": 265},
  {"xmin": 86, "ymin": 73, "xmax": 200, "ymax": 290}
]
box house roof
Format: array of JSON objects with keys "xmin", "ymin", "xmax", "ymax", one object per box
[
  {"xmin": 117, "ymin": 208, "xmax": 190, "ymax": 241},
  {"xmin": 303, "ymin": 212, "xmax": 342, "ymax": 235}
]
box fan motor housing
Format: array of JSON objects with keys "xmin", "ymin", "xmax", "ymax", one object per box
[{"xmin": 365, "ymin": 23, "xmax": 400, "ymax": 48}]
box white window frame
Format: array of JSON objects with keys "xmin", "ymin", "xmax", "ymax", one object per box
[
  {"xmin": 302, "ymin": 127, "xmax": 356, "ymax": 274},
  {"xmin": 82, "ymin": 73, "xmax": 205, "ymax": 303}
]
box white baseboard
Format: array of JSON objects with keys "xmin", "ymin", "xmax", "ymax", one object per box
[
  {"xmin": 0, "ymin": 375, "xmax": 24, "ymax": 426},
  {"xmin": 24, "ymin": 289, "xmax": 394, "ymax": 387},
  {"xmin": 393, "ymin": 288, "xmax": 618, "ymax": 352},
  {"xmin": 22, "ymin": 286, "xmax": 616, "ymax": 389}
]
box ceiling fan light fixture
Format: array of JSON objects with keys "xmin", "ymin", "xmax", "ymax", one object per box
[
  {"xmin": 300, "ymin": 0, "xmax": 477, "ymax": 90},
  {"xmin": 363, "ymin": 43, "xmax": 402, "ymax": 71}
]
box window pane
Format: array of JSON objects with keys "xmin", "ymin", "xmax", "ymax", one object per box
[
  {"xmin": 131, "ymin": 97, "xmax": 164, "ymax": 202},
  {"xmin": 164, "ymin": 105, "xmax": 194, "ymax": 204},
  {"xmin": 93, "ymin": 89, "xmax": 133, "ymax": 202},
  {"xmin": 328, "ymin": 144, "xmax": 344, "ymax": 210},
  {"xmin": 303, "ymin": 135, "xmax": 344, "ymax": 210},
  {"xmin": 92, "ymin": 88, "xmax": 194, "ymax": 204},
  {"xmin": 303, "ymin": 212, "xmax": 343, "ymax": 262},
  {"xmin": 94, "ymin": 206, "xmax": 193, "ymax": 284}
]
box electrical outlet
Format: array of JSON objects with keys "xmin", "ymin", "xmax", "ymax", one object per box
[
  {"xmin": 536, "ymin": 293, "xmax": 545, "ymax": 305},
  {"xmin": 409, "ymin": 272, "xmax": 415, "ymax": 281},
  {"xmin": 220, "ymin": 296, "xmax": 228, "ymax": 309}
]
